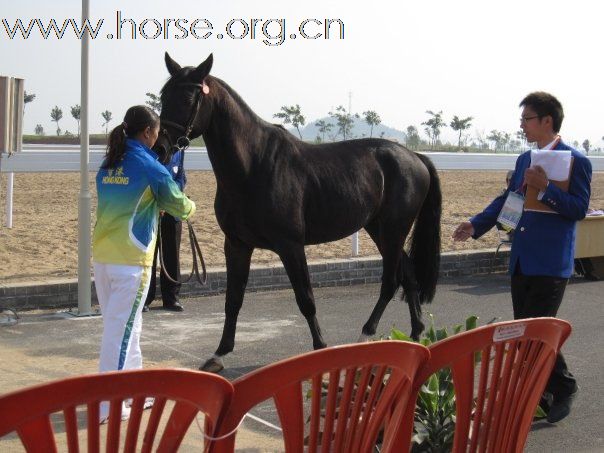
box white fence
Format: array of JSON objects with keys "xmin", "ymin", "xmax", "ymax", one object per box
[{"xmin": 3, "ymin": 146, "xmax": 603, "ymax": 173}]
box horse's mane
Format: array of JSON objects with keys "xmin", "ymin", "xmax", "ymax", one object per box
[{"xmin": 160, "ymin": 69, "xmax": 287, "ymax": 133}]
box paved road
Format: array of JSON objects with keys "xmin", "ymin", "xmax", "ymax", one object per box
[
  {"xmin": 3, "ymin": 145, "xmax": 604, "ymax": 172},
  {"xmin": 1, "ymin": 273, "xmax": 602, "ymax": 451}
]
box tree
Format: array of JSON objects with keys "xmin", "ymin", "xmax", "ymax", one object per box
[
  {"xmin": 273, "ymin": 104, "xmax": 305, "ymax": 139},
  {"xmin": 23, "ymin": 91, "xmax": 35, "ymax": 113},
  {"xmin": 582, "ymin": 139, "xmax": 590, "ymax": 155},
  {"xmin": 405, "ymin": 125, "xmax": 420, "ymax": 150},
  {"xmin": 515, "ymin": 130, "xmax": 527, "ymax": 149},
  {"xmin": 449, "ymin": 115, "xmax": 473, "ymax": 150},
  {"xmin": 329, "ymin": 105, "xmax": 358, "ymax": 141},
  {"xmin": 421, "ymin": 110, "xmax": 445, "ymax": 149},
  {"xmin": 362, "ymin": 110, "xmax": 381, "ymax": 138},
  {"xmin": 145, "ymin": 92, "xmax": 162, "ymax": 113},
  {"xmin": 34, "ymin": 124, "xmax": 44, "ymax": 135},
  {"xmin": 50, "ymin": 106, "xmax": 63, "ymax": 136},
  {"xmin": 314, "ymin": 119, "xmax": 333, "ymax": 142},
  {"xmin": 70, "ymin": 104, "xmax": 81, "ymax": 137},
  {"xmin": 475, "ymin": 130, "xmax": 490, "ymax": 150},
  {"xmin": 487, "ymin": 130, "xmax": 503, "ymax": 152},
  {"xmin": 101, "ymin": 110, "xmax": 112, "ymax": 135}
]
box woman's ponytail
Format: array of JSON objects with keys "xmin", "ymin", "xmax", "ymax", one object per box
[
  {"xmin": 101, "ymin": 106, "xmax": 159, "ymax": 169},
  {"xmin": 102, "ymin": 123, "xmax": 127, "ymax": 169}
]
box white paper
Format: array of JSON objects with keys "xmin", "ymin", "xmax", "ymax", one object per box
[{"xmin": 530, "ymin": 149, "xmax": 572, "ymax": 181}]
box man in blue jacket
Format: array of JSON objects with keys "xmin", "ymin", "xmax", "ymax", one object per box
[
  {"xmin": 453, "ymin": 92, "xmax": 592, "ymax": 423},
  {"xmin": 143, "ymin": 148, "xmax": 187, "ymax": 312}
]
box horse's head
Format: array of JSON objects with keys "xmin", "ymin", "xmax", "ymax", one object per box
[{"xmin": 155, "ymin": 52, "xmax": 214, "ymax": 157}]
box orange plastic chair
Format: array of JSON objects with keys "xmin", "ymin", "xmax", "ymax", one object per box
[
  {"xmin": 209, "ymin": 341, "xmax": 430, "ymax": 453},
  {"xmin": 0, "ymin": 368, "xmax": 234, "ymax": 452},
  {"xmin": 399, "ymin": 318, "xmax": 572, "ymax": 452}
]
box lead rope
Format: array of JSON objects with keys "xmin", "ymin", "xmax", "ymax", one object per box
[
  {"xmin": 196, "ymin": 413, "xmax": 247, "ymax": 453},
  {"xmin": 158, "ymin": 216, "xmax": 207, "ymax": 286}
]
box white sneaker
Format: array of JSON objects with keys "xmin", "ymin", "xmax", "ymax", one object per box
[
  {"xmin": 99, "ymin": 405, "xmax": 131, "ymax": 424},
  {"xmin": 124, "ymin": 397, "xmax": 154, "ymax": 410}
]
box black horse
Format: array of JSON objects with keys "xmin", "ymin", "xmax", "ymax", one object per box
[{"xmin": 157, "ymin": 53, "xmax": 442, "ymax": 372}]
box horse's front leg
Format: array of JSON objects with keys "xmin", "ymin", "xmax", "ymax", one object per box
[
  {"xmin": 200, "ymin": 237, "xmax": 253, "ymax": 373},
  {"xmin": 278, "ymin": 244, "xmax": 326, "ymax": 350}
]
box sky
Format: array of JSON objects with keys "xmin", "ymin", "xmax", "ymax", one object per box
[{"xmin": 1, "ymin": 0, "xmax": 603, "ymax": 146}]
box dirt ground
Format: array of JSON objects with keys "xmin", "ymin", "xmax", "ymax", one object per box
[{"xmin": 1, "ymin": 170, "xmax": 602, "ymax": 284}]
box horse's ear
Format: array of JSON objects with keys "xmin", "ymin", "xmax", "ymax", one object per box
[
  {"xmin": 192, "ymin": 54, "xmax": 213, "ymax": 82},
  {"xmin": 165, "ymin": 52, "xmax": 182, "ymax": 76}
]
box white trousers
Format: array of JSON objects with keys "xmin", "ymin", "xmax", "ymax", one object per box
[{"xmin": 93, "ymin": 263, "xmax": 151, "ymax": 374}]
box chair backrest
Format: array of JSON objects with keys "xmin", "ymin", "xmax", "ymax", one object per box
[
  {"xmin": 0, "ymin": 368, "xmax": 234, "ymax": 452},
  {"xmin": 210, "ymin": 341, "xmax": 430, "ymax": 453},
  {"xmin": 401, "ymin": 318, "xmax": 571, "ymax": 453}
]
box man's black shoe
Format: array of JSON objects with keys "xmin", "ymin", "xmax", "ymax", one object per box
[
  {"xmin": 538, "ymin": 392, "xmax": 553, "ymax": 415},
  {"xmin": 547, "ymin": 391, "xmax": 577, "ymax": 423},
  {"xmin": 163, "ymin": 302, "xmax": 184, "ymax": 312},
  {"xmin": 142, "ymin": 305, "xmax": 150, "ymax": 313}
]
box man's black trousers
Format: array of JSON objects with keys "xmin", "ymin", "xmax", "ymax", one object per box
[
  {"xmin": 511, "ymin": 271, "xmax": 578, "ymax": 399},
  {"xmin": 144, "ymin": 214, "xmax": 182, "ymax": 307}
]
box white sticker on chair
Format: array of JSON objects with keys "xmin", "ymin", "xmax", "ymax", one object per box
[{"xmin": 493, "ymin": 323, "xmax": 526, "ymax": 342}]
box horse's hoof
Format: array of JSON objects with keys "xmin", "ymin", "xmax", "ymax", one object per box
[
  {"xmin": 357, "ymin": 333, "xmax": 372, "ymax": 343},
  {"xmin": 200, "ymin": 356, "xmax": 224, "ymax": 373}
]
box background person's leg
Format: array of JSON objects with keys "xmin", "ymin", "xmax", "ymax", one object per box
[
  {"xmin": 159, "ymin": 214, "xmax": 183, "ymax": 310},
  {"xmin": 143, "ymin": 241, "xmax": 159, "ymax": 310}
]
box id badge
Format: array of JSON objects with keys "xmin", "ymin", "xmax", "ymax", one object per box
[{"xmin": 497, "ymin": 192, "xmax": 524, "ymax": 230}]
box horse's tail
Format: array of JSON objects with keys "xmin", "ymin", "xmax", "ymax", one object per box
[{"xmin": 409, "ymin": 153, "xmax": 442, "ymax": 304}]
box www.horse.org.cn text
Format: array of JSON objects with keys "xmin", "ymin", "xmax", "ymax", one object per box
[{"xmin": 1, "ymin": 12, "xmax": 345, "ymax": 46}]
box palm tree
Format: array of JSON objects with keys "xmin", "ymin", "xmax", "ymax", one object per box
[
  {"xmin": 274, "ymin": 104, "xmax": 305, "ymax": 139},
  {"xmin": 329, "ymin": 105, "xmax": 358, "ymax": 140},
  {"xmin": 315, "ymin": 119, "xmax": 333, "ymax": 142},
  {"xmin": 405, "ymin": 125, "xmax": 420, "ymax": 150},
  {"xmin": 516, "ymin": 130, "xmax": 526, "ymax": 149},
  {"xmin": 23, "ymin": 91, "xmax": 35, "ymax": 113},
  {"xmin": 487, "ymin": 130, "xmax": 503, "ymax": 152},
  {"xmin": 362, "ymin": 110, "xmax": 381, "ymax": 138},
  {"xmin": 582, "ymin": 139, "xmax": 590, "ymax": 156},
  {"xmin": 145, "ymin": 92, "xmax": 162, "ymax": 113},
  {"xmin": 449, "ymin": 115, "xmax": 473, "ymax": 150},
  {"xmin": 101, "ymin": 110, "xmax": 112, "ymax": 136},
  {"xmin": 71, "ymin": 104, "xmax": 81, "ymax": 137},
  {"xmin": 50, "ymin": 106, "xmax": 63, "ymax": 136},
  {"xmin": 421, "ymin": 110, "xmax": 446, "ymax": 149}
]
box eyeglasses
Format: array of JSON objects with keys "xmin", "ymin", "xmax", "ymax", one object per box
[{"xmin": 520, "ymin": 115, "xmax": 540, "ymax": 124}]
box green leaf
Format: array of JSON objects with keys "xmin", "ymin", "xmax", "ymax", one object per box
[
  {"xmin": 390, "ymin": 328, "xmax": 413, "ymax": 342},
  {"xmin": 420, "ymin": 338, "xmax": 431, "ymax": 347},
  {"xmin": 435, "ymin": 327, "xmax": 448, "ymax": 342},
  {"xmin": 465, "ymin": 315, "xmax": 478, "ymax": 332},
  {"xmin": 534, "ymin": 405, "xmax": 548, "ymax": 419}
]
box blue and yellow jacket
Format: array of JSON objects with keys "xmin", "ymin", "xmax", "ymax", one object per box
[{"xmin": 93, "ymin": 138, "xmax": 196, "ymax": 266}]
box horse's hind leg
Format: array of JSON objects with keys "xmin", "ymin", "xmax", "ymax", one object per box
[
  {"xmin": 360, "ymin": 223, "xmax": 404, "ymax": 340},
  {"xmin": 200, "ymin": 237, "xmax": 253, "ymax": 373},
  {"xmin": 399, "ymin": 251, "xmax": 425, "ymax": 340},
  {"xmin": 278, "ymin": 244, "xmax": 326, "ymax": 350}
]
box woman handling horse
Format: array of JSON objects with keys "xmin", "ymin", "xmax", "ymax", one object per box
[{"xmin": 93, "ymin": 105, "xmax": 196, "ymax": 421}]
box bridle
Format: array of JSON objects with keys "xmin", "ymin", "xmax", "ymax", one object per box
[
  {"xmin": 156, "ymin": 81, "xmax": 209, "ymax": 286},
  {"xmin": 160, "ymin": 82, "xmax": 206, "ymax": 152}
]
